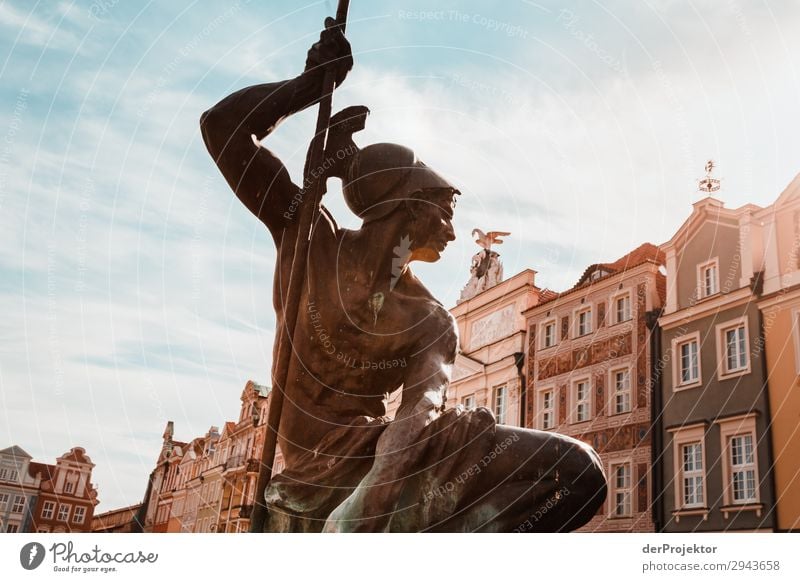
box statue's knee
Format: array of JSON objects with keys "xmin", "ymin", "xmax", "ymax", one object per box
[{"xmin": 561, "ymin": 441, "xmax": 607, "ymax": 506}]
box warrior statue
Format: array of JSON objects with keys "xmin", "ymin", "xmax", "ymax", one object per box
[{"xmin": 200, "ymin": 21, "xmax": 606, "ymax": 532}]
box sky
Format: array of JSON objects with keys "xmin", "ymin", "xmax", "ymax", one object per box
[{"xmin": 1, "ymin": 0, "xmax": 799, "ymax": 512}]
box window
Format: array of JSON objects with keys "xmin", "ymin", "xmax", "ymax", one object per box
[
  {"xmin": 542, "ymin": 320, "xmax": 556, "ymax": 348},
  {"xmin": 494, "ymin": 386, "xmax": 507, "ymax": 424},
  {"xmin": 680, "ymin": 340, "xmax": 699, "ymax": 384},
  {"xmin": 682, "ymin": 443, "xmax": 704, "ymax": 507},
  {"xmin": 0, "ymin": 468, "xmax": 18, "ymax": 482},
  {"xmin": 0, "ymin": 493, "xmax": 9, "ymax": 509},
  {"xmin": 577, "ymin": 308, "xmax": 592, "ymax": 336},
  {"xmin": 614, "ymin": 294, "xmax": 631, "ymax": 323},
  {"xmin": 573, "ymin": 379, "xmax": 590, "ymax": 423},
  {"xmin": 670, "ymin": 424, "xmax": 707, "ymax": 513},
  {"xmin": 672, "ymin": 332, "xmax": 702, "ymax": 390},
  {"xmin": 729, "ymin": 435, "xmax": 757, "ymax": 503},
  {"xmin": 540, "ymin": 388, "xmax": 555, "ymax": 430},
  {"xmin": 612, "ymin": 369, "xmax": 631, "ymax": 414},
  {"xmin": 57, "ymin": 504, "xmax": 70, "ymax": 522},
  {"xmin": 41, "ymin": 501, "xmax": 55, "ymax": 520},
  {"xmin": 611, "ymin": 463, "xmax": 632, "ymax": 517},
  {"xmin": 73, "ymin": 506, "xmax": 86, "ymax": 524},
  {"xmin": 716, "ymin": 318, "xmax": 750, "ymax": 377},
  {"xmin": 718, "ymin": 414, "xmax": 760, "ymax": 509},
  {"xmin": 698, "ymin": 259, "xmax": 719, "ymax": 298},
  {"xmin": 65, "ymin": 481, "xmax": 75, "ymax": 494},
  {"xmin": 11, "ymin": 495, "xmax": 25, "ymax": 513},
  {"xmin": 6, "ymin": 523, "xmax": 19, "ymax": 533},
  {"xmin": 725, "ymin": 325, "xmax": 747, "ymax": 373},
  {"xmin": 462, "ymin": 394, "xmax": 475, "ymax": 411}
]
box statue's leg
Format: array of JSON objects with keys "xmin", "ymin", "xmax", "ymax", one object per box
[{"xmin": 428, "ymin": 426, "xmax": 607, "ymax": 532}]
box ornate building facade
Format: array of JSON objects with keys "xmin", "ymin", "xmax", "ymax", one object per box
[{"xmin": 524, "ymin": 243, "xmax": 665, "ymax": 532}]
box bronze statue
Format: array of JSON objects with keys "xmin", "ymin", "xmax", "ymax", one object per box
[{"xmin": 200, "ymin": 21, "xmax": 606, "ymax": 532}]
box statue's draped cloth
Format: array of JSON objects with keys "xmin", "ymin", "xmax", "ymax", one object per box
[{"xmin": 264, "ymin": 408, "xmax": 496, "ymax": 532}]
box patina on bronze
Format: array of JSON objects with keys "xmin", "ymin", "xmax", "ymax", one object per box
[{"xmin": 200, "ymin": 16, "xmax": 607, "ymax": 532}]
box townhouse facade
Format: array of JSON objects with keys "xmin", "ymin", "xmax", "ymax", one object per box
[
  {"xmin": 1, "ymin": 445, "xmax": 98, "ymax": 533},
  {"xmin": 142, "ymin": 423, "xmax": 220, "ymax": 533},
  {"xmin": 657, "ymin": 196, "xmax": 776, "ymax": 532},
  {"xmin": 756, "ymin": 173, "xmax": 800, "ymax": 531},
  {"xmin": 217, "ymin": 381, "xmax": 271, "ymax": 533},
  {"xmin": 135, "ymin": 380, "xmax": 277, "ymax": 533},
  {"xmin": 0, "ymin": 446, "xmax": 40, "ymax": 533},
  {"xmin": 523, "ymin": 243, "xmax": 665, "ymax": 532}
]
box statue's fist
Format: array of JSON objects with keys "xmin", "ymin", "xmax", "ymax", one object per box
[{"xmin": 305, "ymin": 18, "xmax": 353, "ymax": 86}]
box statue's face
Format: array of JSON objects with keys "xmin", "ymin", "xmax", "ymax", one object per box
[{"xmin": 408, "ymin": 189, "xmax": 457, "ymax": 263}]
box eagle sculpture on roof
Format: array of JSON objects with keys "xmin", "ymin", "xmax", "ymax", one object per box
[{"xmin": 471, "ymin": 228, "xmax": 511, "ymax": 250}]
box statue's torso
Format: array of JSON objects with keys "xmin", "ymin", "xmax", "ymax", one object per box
[{"xmin": 272, "ymin": 213, "xmax": 457, "ymax": 464}]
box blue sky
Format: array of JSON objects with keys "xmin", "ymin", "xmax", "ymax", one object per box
[{"xmin": 1, "ymin": 0, "xmax": 799, "ymax": 511}]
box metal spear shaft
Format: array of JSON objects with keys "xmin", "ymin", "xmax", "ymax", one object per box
[{"xmin": 250, "ymin": 0, "xmax": 351, "ymax": 533}]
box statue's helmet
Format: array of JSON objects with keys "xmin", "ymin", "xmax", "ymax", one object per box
[{"xmin": 342, "ymin": 143, "xmax": 459, "ymax": 223}]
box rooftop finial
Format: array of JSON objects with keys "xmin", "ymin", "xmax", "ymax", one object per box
[
  {"xmin": 458, "ymin": 229, "xmax": 509, "ymax": 303},
  {"xmin": 699, "ymin": 160, "xmax": 720, "ymax": 194}
]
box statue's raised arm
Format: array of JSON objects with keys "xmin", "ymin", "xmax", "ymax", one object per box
[{"xmin": 199, "ymin": 26, "xmax": 352, "ymax": 239}]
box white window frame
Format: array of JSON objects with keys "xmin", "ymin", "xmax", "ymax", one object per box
[
  {"xmin": 538, "ymin": 385, "xmax": 556, "ymax": 430},
  {"xmin": 669, "ymin": 424, "xmax": 708, "ymax": 511},
  {"xmin": 493, "ymin": 386, "xmax": 507, "ymax": 424},
  {"xmin": 541, "ymin": 318, "xmax": 557, "ymax": 349},
  {"xmin": 609, "ymin": 367, "xmax": 632, "ymax": 415},
  {"xmin": 611, "ymin": 290, "xmax": 632, "ymax": 325},
  {"xmin": 609, "ymin": 461, "xmax": 632, "ymax": 517},
  {"xmin": 461, "ymin": 394, "xmax": 475, "ymax": 411},
  {"xmin": 717, "ymin": 414, "xmax": 760, "ymax": 507},
  {"xmin": 575, "ymin": 306, "xmax": 593, "ymax": 337},
  {"xmin": 6, "ymin": 523, "xmax": 19, "ymax": 533},
  {"xmin": 715, "ymin": 316, "xmax": 751, "ymax": 379},
  {"xmin": 57, "ymin": 503, "xmax": 70, "ymax": 522},
  {"xmin": 0, "ymin": 492, "xmax": 9, "ymax": 509},
  {"xmin": 571, "ymin": 377, "xmax": 591, "ymax": 423},
  {"xmin": 65, "ymin": 481, "xmax": 75, "ymax": 494},
  {"xmin": 73, "ymin": 506, "xmax": 86, "ymax": 524},
  {"xmin": 11, "ymin": 495, "xmax": 25, "ymax": 513},
  {"xmin": 0, "ymin": 468, "xmax": 18, "ymax": 482},
  {"xmin": 41, "ymin": 501, "xmax": 55, "ymax": 520},
  {"xmin": 671, "ymin": 331, "xmax": 702, "ymax": 390},
  {"xmin": 697, "ymin": 258, "xmax": 720, "ymax": 299}
]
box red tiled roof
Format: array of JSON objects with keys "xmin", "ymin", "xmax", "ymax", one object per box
[
  {"xmin": 539, "ymin": 289, "xmax": 559, "ymax": 302},
  {"xmin": 28, "ymin": 461, "xmax": 55, "ymax": 482},
  {"xmin": 539, "ymin": 243, "xmax": 664, "ymax": 306}
]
